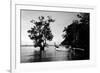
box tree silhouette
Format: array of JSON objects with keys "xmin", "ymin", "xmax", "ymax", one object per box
[
  {"xmin": 27, "ymin": 16, "xmax": 55, "ymax": 56},
  {"xmin": 61, "ymin": 13, "xmax": 90, "ymax": 59},
  {"xmin": 77, "ymin": 13, "xmax": 90, "ymax": 59},
  {"xmin": 61, "ymin": 20, "xmax": 79, "ymax": 48}
]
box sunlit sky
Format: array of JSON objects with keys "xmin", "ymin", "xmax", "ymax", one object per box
[{"xmin": 21, "ymin": 10, "xmax": 80, "ymax": 45}]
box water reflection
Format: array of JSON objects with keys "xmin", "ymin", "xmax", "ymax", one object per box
[
  {"xmin": 21, "ymin": 45, "xmax": 87, "ymax": 63},
  {"xmin": 28, "ymin": 50, "xmax": 53, "ymax": 62},
  {"xmin": 21, "ymin": 46, "xmax": 69, "ymax": 63}
]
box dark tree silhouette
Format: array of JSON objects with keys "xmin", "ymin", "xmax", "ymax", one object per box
[
  {"xmin": 27, "ymin": 16, "xmax": 55, "ymax": 57},
  {"xmin": 61, "ymin": 20, "xmax": 79, "ymax": 48},
  {"xmin": 77, "ymin": 13, "xmax": 90, "ymax": 59},
  {"xmin": 61, "ymin": 13, "xmax": 90, "ymax": 60}
]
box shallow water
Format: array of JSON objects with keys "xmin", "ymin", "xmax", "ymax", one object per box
[{"xmin": 21, "ymin": 45, "xmax": 69, "ymax": 63}]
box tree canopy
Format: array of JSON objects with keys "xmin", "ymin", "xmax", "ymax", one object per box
[
  {"xmin": 27, "ymin": 16, "xmax": 55, "ymax": 51},
  {"xmin": 61, "ymin": 13, "xmax": 89, "ymax": 49},
  {"xmin": 61, "ymin": 13, "xmax": 90, "ymax": 59}
]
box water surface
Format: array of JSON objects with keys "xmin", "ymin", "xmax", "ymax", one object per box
[{"xmin": 21, "ymin": 45, "xmax": 69, "ymax": 63}]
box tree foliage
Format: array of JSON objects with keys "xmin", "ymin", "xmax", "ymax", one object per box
[
  {"xmin": 61, "ymin": 13, "xmax": 90, "ymax": 59},
  {"xmin": 77, "ymin": 13, "xmax": 89, "ymax": 49},
  {"xmin": 27, "ymin": 16, "xmax": 55, "ymax": 51},
  {"xmin": 61, "ymin": 20, "xmax": 79, "ymax": 47}
]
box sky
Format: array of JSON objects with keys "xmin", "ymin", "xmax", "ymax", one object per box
[{"xmin": 21, "ymin": 10, "xmax": 80, "ymax": 45}]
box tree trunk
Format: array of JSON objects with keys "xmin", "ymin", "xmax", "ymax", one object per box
[
  {"xmin": 39, "ymin": 46, "xmax": 45, "ymax": 61},
  {"xmin": 40, "ymin": 46, "xmax": 45, "ymax": 51}
]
